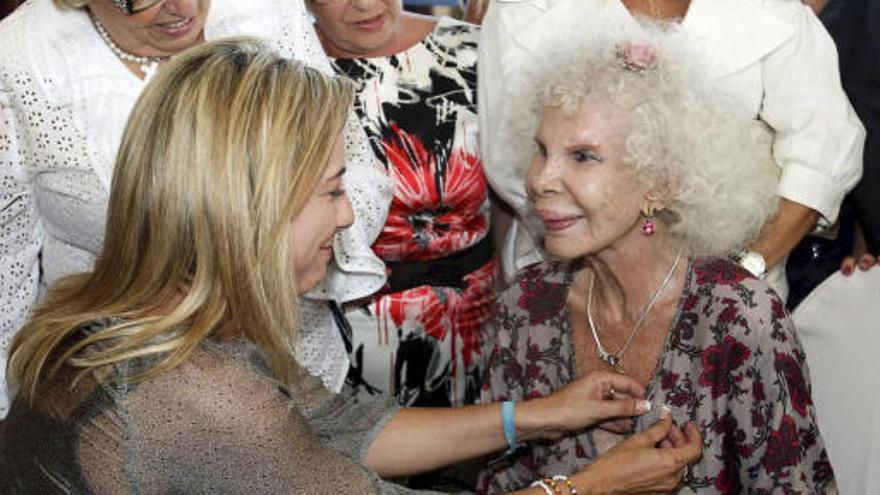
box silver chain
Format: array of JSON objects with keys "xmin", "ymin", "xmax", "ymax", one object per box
[{"xmin": 586, "ymin": 246, "xmax": 684, "ymax": 372}]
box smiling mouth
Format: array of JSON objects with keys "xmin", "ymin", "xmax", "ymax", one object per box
[
  {"xmin": 161, "ymin": 18, "xmax": 190, "ymax": 29},
  {"xmin": 153, "ymin": 16, "xmax": 195, "ymax": 34},
  {"xmin": 353, "ymin": 13, "xmax": 385, "ymax": 30},
  {"xmin": 536, "ymin": 210, "xmax": 584, "ymax": 232}
]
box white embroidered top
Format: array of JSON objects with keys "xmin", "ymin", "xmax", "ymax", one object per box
[{"xmin": 0, "ymin": 0, "xmax": 391, "ymax": 416}]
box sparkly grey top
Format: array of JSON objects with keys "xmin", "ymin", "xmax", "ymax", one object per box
[{"xmin": 0, "ymin": 325, "xmax": 450, "ymax": 494}]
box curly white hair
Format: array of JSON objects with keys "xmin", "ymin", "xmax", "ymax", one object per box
[{"xmin": 514, "ymin": 22, "xmax": 778, "ymax": 257}]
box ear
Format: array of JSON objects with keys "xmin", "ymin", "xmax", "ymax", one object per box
[{"xmin": 641, "ymin": 183, "xmax": 674, "ymax": 216}]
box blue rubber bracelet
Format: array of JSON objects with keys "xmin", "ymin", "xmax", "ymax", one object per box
[{"xmin": 502, "ymin": 401, "xmax": 516, "ymax": 455}]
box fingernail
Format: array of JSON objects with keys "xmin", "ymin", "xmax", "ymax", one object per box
[
  {"xmin": 636, "ymin": 400, "xmax": 652, "ymax": 414},
  {"xmin": 659, "ymin": 404, "xmax": 671, "ymax": 419},
  {"xmin": 843, "ymin": 266, "xmax": 852, "ymax": 275}
]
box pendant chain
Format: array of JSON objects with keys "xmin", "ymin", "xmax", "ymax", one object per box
[{"xmin": 586, "ymin": 247, "xmax": 684, "ymax": 373}]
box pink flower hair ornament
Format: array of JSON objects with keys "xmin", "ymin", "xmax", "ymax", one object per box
[{"xmin": 616, "ymin": 42, "xmax": 659, "ymax": 73}]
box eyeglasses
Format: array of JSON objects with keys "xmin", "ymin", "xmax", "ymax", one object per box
[{"xmin": 110, "ymin": 0, "xmax": 166, "ymax": 15}]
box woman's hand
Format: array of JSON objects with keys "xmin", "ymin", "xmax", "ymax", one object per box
[
  {"xmin": 841, "ymin": 253, "xmax": 878, "ymax": 275},
  {"xmin": 841, "ymin": 224, "xmax": 878, "ymax": 275},
  {"xmin": 516, "ymin": 371, "xmax": 651, "ymax": 441},
  {"xmin": 573, "ymin": 415, "xmax": 703, "ymax": 494}
]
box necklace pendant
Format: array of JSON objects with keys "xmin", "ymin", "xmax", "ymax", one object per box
[{"xmin": 606, "ymin": 354, "xmax": 626, "ymax": 374}]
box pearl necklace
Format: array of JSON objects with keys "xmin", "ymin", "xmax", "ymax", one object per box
[
  {"xmin": 586, "ymin": 247, "xmax": 684, "ymax": 374},
  {"xmin": 92, "ymin": 17, "xmax": 166, "ymax": 78}
]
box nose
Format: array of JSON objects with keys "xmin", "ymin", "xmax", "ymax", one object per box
[
  {"xmin": 337, "ymin": 193, "xmax": 355, "ymax": 230},
  {"xmin": 526, "ymin": 153, "xmax": 562, "ymax": 201}
]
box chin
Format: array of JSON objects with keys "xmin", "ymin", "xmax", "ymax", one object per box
[{"xmin": 543, "ymin": 240, "xmax": 586, "ymax": 262}]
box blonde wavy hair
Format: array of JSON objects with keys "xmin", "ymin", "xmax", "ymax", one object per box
[
  {"xmin": 8, "ymin": 38, "xmax": 353, "ymax": 405},
  {"xmin": 519, "ymin": 23, "xmax": 778, "ymax": 257}
]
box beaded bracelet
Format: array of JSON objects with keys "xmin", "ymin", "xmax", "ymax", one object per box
[
  {"xmin": 530, "ymin": 479, "xmax": 554, "ymax": 495},
  {"xmin": 552, "ymin": 475, "xmax": 579, "ymax": 495}
]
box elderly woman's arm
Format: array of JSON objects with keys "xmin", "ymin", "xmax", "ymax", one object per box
[
  {"xmin": 731, "ymin": 291, "xmax": 836, "ymax": 491},
  {"xmin": 753, "ymin": 1, "xmax": 864, "ymax": 270}
]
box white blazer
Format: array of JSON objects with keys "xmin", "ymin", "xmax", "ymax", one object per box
[{"xmin": 479, "ymin": 0, "xmax": 865, "ymax": 293}]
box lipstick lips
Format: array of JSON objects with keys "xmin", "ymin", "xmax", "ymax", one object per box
[
  {"xmin": 536, "ymin": 210, "xmax": 584, "ymax": 232},
  {"xmin": 353, "ymin": 13, "xmax": 386, "ymax": 32}
]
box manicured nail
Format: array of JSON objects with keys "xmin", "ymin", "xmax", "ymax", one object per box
[
  {"xmin": 659, "ymin": 404, "xmax": 671, "ymax": 419},
  {"xmin": 843, "ymin": 266, "xmax": 852, "ymax": 275},
  {"xmin": 636, "ymin": 400, "xmax": 652, "ymax": 414}
]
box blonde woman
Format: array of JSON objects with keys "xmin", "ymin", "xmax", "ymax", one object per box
[
  {"xmin": 0, "ymin": 39, "xmax": 701, "ymax": 494},
  {"xmin": 0, "ymin": 0, "xmax": 389, "ymax": 415}
]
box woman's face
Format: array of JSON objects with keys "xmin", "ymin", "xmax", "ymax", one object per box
[
  {"xmin": 88, "ymin": 0, "xmax": 210, "ymax": 58},
  {"xmin": 290, "ymin": 138, "xmax": 354, "ymax": 294},
  {"xmin": 308, "ymin": 0, "xmax": 402, "ymax": 58},
  {"xmin": 527, "ymin": 99, "xmax": 652, "ymax": 261}
]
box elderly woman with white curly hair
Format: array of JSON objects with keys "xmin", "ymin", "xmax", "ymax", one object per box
[{"xmin": 477, "ymin": 30, "xmax": 836, "ymax": 494}]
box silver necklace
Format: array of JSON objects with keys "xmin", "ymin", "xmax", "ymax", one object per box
[
  {"xmin": 586, "ymin": 247, "xmax": 684, "ymax": 374},
  {"xmin": 92, "ymin": 17, "xmax": 165, "ymax": 77}
]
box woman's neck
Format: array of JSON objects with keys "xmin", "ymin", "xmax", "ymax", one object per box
[
  {"xmin": 620, "ymin": 0, "xmax": 691, "ymax": 22},
  {"xmin": 569, "ymin": 233, "xmax": 688, "ymax": 325}
]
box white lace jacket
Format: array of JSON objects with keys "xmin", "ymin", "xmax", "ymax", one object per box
[{"xmin": 0, "ymin": 0, "xmax": 391, "ymax": 417}]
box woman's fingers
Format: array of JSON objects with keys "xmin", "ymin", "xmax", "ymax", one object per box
[
  {"xmin": 665, "ymin": 422, "xmax": 685, "ymax": 447},
  {"xmin": 679, "ymin": 422, "xmax": 704, "ymax": 463},
  {"xmin": 598, "ymin": 371, "xmax": 646, "ymax": 398},
  {"xmin": 627, "ymin": 415, "xmax": 673, "ymax": 447},
  {"xmin": 841, "ymin": 256, "xmax": 856, "ymax": 275},
  {"xmin": 591, "ymin": 397, "xmax": 652, "ymax": 423},
  {"xmin": 858, "ymin": 253, "xmax": 877, "ymax": 271}
]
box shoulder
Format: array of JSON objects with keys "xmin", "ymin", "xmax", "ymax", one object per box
[
  {"xmin": 0, "ymin": 1, "xmax": 91, "ymax": 95},
  {"xmin": 686, "ymin": 258, "xmax": 793, "ymax": 346}
]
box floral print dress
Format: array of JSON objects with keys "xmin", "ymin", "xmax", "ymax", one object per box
[
  {"xmin": 478, "ymin": 259, "xmax": 836, "ymax": 494},
  {"xmin": 331, "ymin": 18, "xmax": 495, "ymax": 407}
]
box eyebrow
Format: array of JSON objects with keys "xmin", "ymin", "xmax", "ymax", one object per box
[{"xmin": 327, "ymin": 167, "xmax": 346, "ymax": 180}]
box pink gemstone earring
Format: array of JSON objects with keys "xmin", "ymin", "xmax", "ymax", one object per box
[{"xmin": 641, "ymin": 216, "xmax": 656, "ymax": 236}]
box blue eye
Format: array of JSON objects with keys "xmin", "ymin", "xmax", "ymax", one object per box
[
  {"xmin": 573, "ymin": 150, "xmax": 602, "ymax": 163},
  {"xmin": 329, "ymin": 189, "xmax": 346, "ymax": 199}
]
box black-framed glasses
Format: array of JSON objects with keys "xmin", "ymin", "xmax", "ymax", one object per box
[{"xmin": 110, "ymin": 0, "xmax": 166, "ymax": 15}]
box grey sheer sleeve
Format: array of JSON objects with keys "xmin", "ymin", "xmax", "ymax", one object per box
[
  {"xmin": 104, "ymin": 342, "xmax": 387, "ymax": 493},
  {"xmin": 1, "ymin": 339, "xmax": 458, "ymax": 493}
]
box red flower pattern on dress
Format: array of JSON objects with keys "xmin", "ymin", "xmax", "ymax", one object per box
[
  {"xmin": 763, "ymin": 415, "xmax": 802, "ymax": 474},
  {"xmin": 478, "ymin": 259, "xmax": 836, "ymax": 494},
  {"xmin": 774, "ymin": 350, "xmax": 812, "ymax": 417},
  {"xmin": 695, "ymin": 259, "xmax": 750, "ymax": 286},
  {"xmin": 516, "ymin": 264, "xmax": 568, "ymax": 325},
  {"xmin": 699, "ymin": 335, "xmax": 751, "ymax": 399}
]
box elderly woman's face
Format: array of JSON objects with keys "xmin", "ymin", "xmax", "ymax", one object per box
[
  {"xmin": 88, "ymin": 0, "xmax": 210, "ymax": 58},
  {"xmin": 527, "ymin": 99, "xmax": 652, "ymax": 261},
  {"xmin": 308, "ymin": 0, "xmax": 403, "ymax": 58},
  {"xmin": 290, "ymin": 137, "xmax": 354, "ymax": 294}
]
